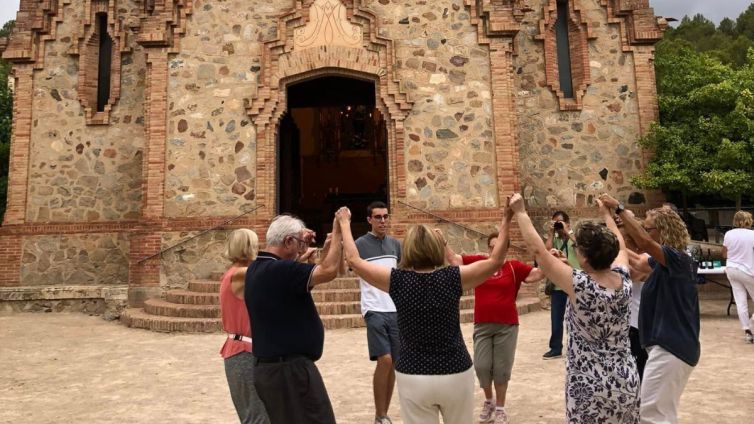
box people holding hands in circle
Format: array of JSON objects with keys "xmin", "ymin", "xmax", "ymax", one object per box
[
  {"xmin": 336, "ymin": 203, "xmax": 513, "ymax": 424},
  {"xmin": 509, "ymin": 192, "xmax": 640, "ymax": 423}
]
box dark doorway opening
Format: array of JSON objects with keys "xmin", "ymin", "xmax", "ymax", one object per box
[{"xmin": 278, "ymin": 76, "xmax": 389, "ymax": 240}]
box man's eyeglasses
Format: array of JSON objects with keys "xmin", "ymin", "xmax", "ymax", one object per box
[
  {"xmin": 288, "ymin": 236, "xmax": 308, "ymax": 246},
  {"xmin": 371, "ymin": 214, "xmax": 390, "ymax": 221}
]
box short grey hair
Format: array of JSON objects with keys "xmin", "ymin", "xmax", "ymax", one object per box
[{"xmin": 266, "ymin": 215, "xmax": 306, "ymax": 247}]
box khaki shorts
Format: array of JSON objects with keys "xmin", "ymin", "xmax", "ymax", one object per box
[{"xmin": 473, "ymin": 322, "xmax": 519, "ymax": 387}]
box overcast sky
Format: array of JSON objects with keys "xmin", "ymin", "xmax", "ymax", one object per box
[{"xmin": 0, "ymin": 0, "xmax": 752, "ymax": 31}]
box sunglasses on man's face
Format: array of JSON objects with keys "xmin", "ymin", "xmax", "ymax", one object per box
[{"xmin": 371, "ymin": 214, "xmax": 390, "ymax": 221}]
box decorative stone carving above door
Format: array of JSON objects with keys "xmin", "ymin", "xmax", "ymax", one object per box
[{"xmin": 294, "ymin": 0, "xmax": 363, "ymax": 50}]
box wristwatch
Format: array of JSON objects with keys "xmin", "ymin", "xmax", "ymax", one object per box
[{"xmin": 615, "ymin": 203, "xmax": 626, "ymax": 215}]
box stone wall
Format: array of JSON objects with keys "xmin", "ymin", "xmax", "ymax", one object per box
[
  {"xmin": 20, "ymin": 234, "xmax": 129, "ymax": 286},
  {"xmin": 25, "ymin": 1, "xmax": 145, "ymax": 222},
  {"xmin": 164, "ymin": 0, "xmax": 499, "ymax": 217},
  {"xmin": 163, "ymin": 0, "xmax": 282, "ymax": 217},
  {"xmin": 368, "ymin": 0, "xmax": 498, "ymax": 210},
  {"xmin": 159, "ymin": 230, "xmax": 232, "ymax": 290},
  {"xmin": 515, "ymin": 0, "xmax": 648, "ymax": 208}
]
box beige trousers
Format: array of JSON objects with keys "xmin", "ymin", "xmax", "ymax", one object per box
[
  {"xmin": 395, "ymin": 367, "xmax": 475, "ymax": 424},
  {"xmin": 640, "ymin": 346, "xmax": 694, "ymax": 424}
]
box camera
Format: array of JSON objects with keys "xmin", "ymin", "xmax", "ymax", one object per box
[{"xmin": 554, "ymin": 221, "xmax": 564, "ymax": 231}]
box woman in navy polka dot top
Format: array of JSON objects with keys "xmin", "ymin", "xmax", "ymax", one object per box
[{"xmin": 336, "ymin": 205, "xmax": 512, "ymax": 424}]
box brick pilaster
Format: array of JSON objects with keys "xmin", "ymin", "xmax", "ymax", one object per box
[
  {"xmin": 489, "ymin": 38, "xmax": 521, "ymax": 203},
  {"xmin": 0, "ymin": 235, "xmax": 22, "ymax": 287},
  {"xmin": 127, "ymin": 230, "xmax": 162, "ymax": 306},
  {"xmin": 632, "ymin": 46, "xmax": 664, "ymax": 205},
  {"xmin": 3, "ymin": 65, "xmax": 34, "ymax": 225},
  {"xmin": 141, "ymin": 50, "xmax": 168, "ymax": 219}
]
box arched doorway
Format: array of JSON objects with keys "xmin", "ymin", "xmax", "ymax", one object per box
[{"xmin": 278, "ymin": 76, "xmax": 389, "ymax": 237}]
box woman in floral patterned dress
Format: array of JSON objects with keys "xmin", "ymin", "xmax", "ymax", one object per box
[{"xmin": 509, "ymin": 193, "xmax": 639, "ymax": 423}]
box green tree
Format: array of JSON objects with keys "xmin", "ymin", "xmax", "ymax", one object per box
[
  {"xmin": 635, "ymin": 44, "xmax": 754, "ymax": 208},
  {"xmin": 736, "ymin": 3, "xmax": 754, "ymax": 40},
  {"xmin": 0, "ymin": 20, "xmax": 15, "ymax": 221},
  {"xmin": 718, "ymin": 17, "xmax": 736, "ymax": 37}
]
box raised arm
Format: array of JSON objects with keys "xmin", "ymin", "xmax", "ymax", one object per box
[
  {"xmin": 599, "ymin": 194, "xmax": 666, "ymax": 267},
  {"xmin": 338, "ymin": 207, "xmax": 392, "ymax": 292},
  {"xmin": 524, "ymin": 267, "xmax": 545, "ymax": 283},
  {"xmin": 459, "ymin": 201, "xmax": 511, "ymax": 290},
  {"xmin": 509, "ymin": 193, "xmax": 575, "ymax": 298},
  {"xmin": 597, "ymin": 198, "xmax": 628, "ymax": 269},
  {"xmin": 435, "ymin": 229, "xmax": 463, "ymax": 266},
  {"xmin": 310, "ymin": 217, "xmax": 343, "ymax": 287}
]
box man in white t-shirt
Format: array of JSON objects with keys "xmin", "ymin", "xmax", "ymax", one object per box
[{"xmin": 355, "ymin": 201, "xmax": 401, "ymax": 424}]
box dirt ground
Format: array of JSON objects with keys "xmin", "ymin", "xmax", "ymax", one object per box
[{"xmin": 1, "ymin": 299, "xmax": 752, "ymax": 424}]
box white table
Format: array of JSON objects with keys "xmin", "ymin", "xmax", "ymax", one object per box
[{"xmin": 697, "ymin": 267, "xmax": 735, "ymax": 315}]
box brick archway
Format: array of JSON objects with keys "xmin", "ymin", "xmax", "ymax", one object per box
[{"xmin": 246, "ymin": 0, "xmax": 413, "ymax": 219}]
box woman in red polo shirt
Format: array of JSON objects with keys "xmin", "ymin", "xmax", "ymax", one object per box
[{"xmin": 442, "ymin": 231, "xmax": 544, "ymax": 424}]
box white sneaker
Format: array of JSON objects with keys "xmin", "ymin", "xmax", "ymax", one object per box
[
  {"xmin": 479, "ymin": 401, "xmax": 495, "ymax": 422},
  {"xmin": 745, "ymin": 332, "xmax": 754, "ymax": 344},
  {"xmin": 494, "ymin": 408, "xmax": 510, "ymax": 424},
  {"xmin": 374, "ymin": 417, "xmax": 392, "ymax": 424}
]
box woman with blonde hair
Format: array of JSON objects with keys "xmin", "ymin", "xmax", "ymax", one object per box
[
  {"xmin": 219, "ymin": 229, "xmax": 269, "ymax": 424},
  {"xmin": 336, "ymin": 205, "xmax": 512, "ymax": 424},
  {"xmin": 723, "ymin": 211, "xmax": 754, "ymax": 343},
  {"xmin": 600, "ymin": 195, "xmax": 699, "ymax": 424}
]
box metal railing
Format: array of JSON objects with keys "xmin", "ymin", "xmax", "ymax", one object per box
[
  {"xmin": 397, "ymin": 200, "xmax": 527, "ymax": 250},
  {"xmin": 398, "ymin": 200, "xmax": 488, "ymax": 238},
  {"xmin": 137, "ymin": 205, "xmax": 265, "ymax": 264}
]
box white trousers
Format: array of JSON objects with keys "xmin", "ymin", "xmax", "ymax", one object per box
[
  {"xmin": 640, "ymin": 346, "xmax": 694, "ymax": 424},
  {"xmin": 395, "ymin": 367, "xmax": 475, "ymax": 424},
  {"xmin": 726, "ymin": 267, "xmax": 754, "ymax": 330}
]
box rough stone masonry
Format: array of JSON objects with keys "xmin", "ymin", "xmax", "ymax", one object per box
[{"xmin": 0, "ymin": 0, "xmax": 667, "ymax": 319}]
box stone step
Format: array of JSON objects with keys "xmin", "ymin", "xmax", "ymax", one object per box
[
  {"xmin": 316, "ymin": 278, "xmax": 360, "ymax": 290},
  {"xmin": 188, "ymin": 280, "xmax": 221, "ymax": 293},
  {"xmin": 165, "ymin": 290, "xmax": 219, "ymax": 305},
  {"xmin": 209, "ymin": 271, "xmax": 225, "ymax": 281},
  {"xmin": 144, "ymin": 299, "xmax": 220, "ymax": 318},
  {"xmin": 320, "ymin": 313, "xmax": 366, "ymax": 330},
  {"xmin": 316, "ymin": 301, "xmax": 361, "ymax": 316},
  {"xmin": 310, "ymin": 289, "xmax": 361, "ymax": 302},
  {"xmin": 121, "ymin": 308, "xmax": 222, "ymax": 333}
]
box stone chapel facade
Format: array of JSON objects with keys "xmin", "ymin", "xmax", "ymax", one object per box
[{"xmin": 0, "ymin": 0, "xmax": 666, "ymax": 322}]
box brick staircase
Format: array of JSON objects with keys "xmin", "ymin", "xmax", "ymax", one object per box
[{"xmin": 121, "ymin": 275, "xmax": 540, "ymax": 332}]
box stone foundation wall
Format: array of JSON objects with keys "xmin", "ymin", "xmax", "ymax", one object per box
[
  {"xmin": 0, "ymin": 286, "xmax": 128, "ymax": 320},
  {"xmin": 20, "ymin": 234, "xmax": 129, "ymax": 286},
  {"xmin": 26, "ymin": 0, "xmax": 145, "ymax": 222}
]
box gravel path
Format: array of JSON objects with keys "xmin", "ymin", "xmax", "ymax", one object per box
[{"xmin": 1, "ymin": 299, "xmax": 752, "ymax": 423}]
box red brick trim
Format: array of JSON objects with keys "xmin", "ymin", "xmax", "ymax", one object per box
[
  {"xmin": 1, "ymin": 0, "xmax": 68, "ymax": 68},
  {"xmin": 464, "ymin": 2, "xmax": 527, "ymax": 203},
  {"xmin": 0, "ymin": 235, "xmax": 22, "ymax": 287},
  {"xmin": 136, "ymin": 0, "xmax": 193, "ymax": 52},
  {"xmin": 2, "ymin": 65, "xmax": 34, "ymax": 226},
  {"xmin": 140, "ymin": 51, "xmax": 169, "ymax": 220},
  {"xmin": 68, "ymin": 0, "xmax": 131, "ymax": 125},
  {"xmin": 536, "ymin": 0, "xmax": 597, "ymax": 111}
]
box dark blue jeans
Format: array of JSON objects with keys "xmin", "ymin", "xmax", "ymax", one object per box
[{"xmin": 549, "ymin": 289, "xmax": 568, "ymax": 354}]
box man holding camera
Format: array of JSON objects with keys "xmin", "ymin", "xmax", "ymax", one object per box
[{"xmin": 542, "ymin": 211, "xmax": 580, "ymax": 359}]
